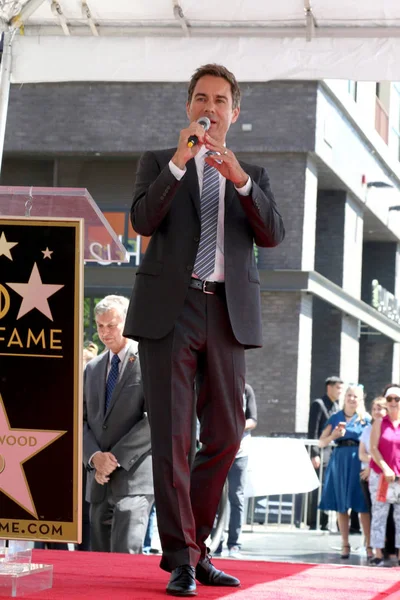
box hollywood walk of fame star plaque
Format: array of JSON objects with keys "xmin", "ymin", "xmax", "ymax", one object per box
[{"xmin": 0, "ymin": 216, "xmax": 83, "ymax": 544}]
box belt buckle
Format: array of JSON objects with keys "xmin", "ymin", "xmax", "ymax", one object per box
[{"xmin": 202, "ymin": 280, "xmax": 214, "ymax": 295}]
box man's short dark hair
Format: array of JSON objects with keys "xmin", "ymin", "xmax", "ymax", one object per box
[
  {"xmin": 325, "ymin": 376, "xmax": 343, "ymax": 388},
  {"xmin": 187, "ymin": 64, "xmax": 241, "ymax": 110}
]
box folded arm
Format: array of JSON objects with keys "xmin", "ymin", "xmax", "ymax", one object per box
[{"xmin": 319, "ymin": 423, "xmax": 344, "ymax": 448}]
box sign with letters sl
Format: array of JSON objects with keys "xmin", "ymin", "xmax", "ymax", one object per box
[{"xmin": 0, "ymin": 217, "xmax": 83, "ymax": 542}]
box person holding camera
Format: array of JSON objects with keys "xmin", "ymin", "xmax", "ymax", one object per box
[{"xmin": 318, "ymin": 384, "xmax": 371, "ymax": 559}]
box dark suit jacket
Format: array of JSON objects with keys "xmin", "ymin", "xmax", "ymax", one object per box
[
  {"xmin": 83, "ymin": 341, "xmax": 153, "ymax": 503},
  {"xmin": 308, "ymin": 394, "xmax": 339, "ymax": 464},
  {"xmin": 124, "ymin": 148, "xmax": 285, "ymax": 349}
]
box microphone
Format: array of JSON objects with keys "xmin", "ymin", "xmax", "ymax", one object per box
[{"xmin": 187, "ymin": 116, "xmax": 211, "ymax": 148}]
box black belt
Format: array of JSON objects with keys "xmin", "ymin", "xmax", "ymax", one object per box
[
  {"xmin": 189, "ymin": 277, "xmax": 225, "ymax": 295},
  {"xmin": 336, "ymin": 439, "xmax": 359, "ymax": 448}
]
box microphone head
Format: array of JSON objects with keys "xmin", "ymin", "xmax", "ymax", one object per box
[{"xmin": 197, "ymin": 116, "xmax": 211, "ymax": 131}]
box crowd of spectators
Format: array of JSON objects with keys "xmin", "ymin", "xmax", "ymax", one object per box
[{"xmin": 310, "ymin": 376, "xmax": 400, "ymax": 566}]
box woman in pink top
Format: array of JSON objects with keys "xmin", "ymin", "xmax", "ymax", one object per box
[{"xmin": 369, "ymin": 385, "xmax": 400, "ymax": 566}]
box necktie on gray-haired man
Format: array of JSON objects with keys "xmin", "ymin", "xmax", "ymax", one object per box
[
  {"xmin": 194, "ymin": 153, "xmax": 220, "ymax": 280},
  {"xmin": 105, "ymin": 353, "xmax": 120, "ymax": 413}
]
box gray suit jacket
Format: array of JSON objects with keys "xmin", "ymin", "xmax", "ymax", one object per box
[
  {"xmin": 123, "ymin": 148, "xmax": 285, "ymax": 348},
  {"xmin": 83, "ymin": 341, "xmax": 153, "ymax": 503}
]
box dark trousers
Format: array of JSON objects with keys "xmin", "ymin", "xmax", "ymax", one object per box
[
  {"xmin": 76, "ymin": 466, "xmax": 91, "ymax": 551},
  {"xmin": 139, "ymin": 288, "xmax": 245, "ymax": 572},
  {"xmin": 143, "ymin": 502, "xmax": 156, "ymax": 552},
  {"xmin": 214, "ymin": 455, "xmax": 248, "ymax": 553},
  {"xmin": 226, "ymin": 456, "xmax": 248, "ymax": 548},
  {"xmin": 90, "ymin": 492, "xmax": 153, "ymax": 553}
]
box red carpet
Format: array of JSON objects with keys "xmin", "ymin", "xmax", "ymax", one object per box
[{"xmin": 16, "ymin": 550, "xmax": 400, "ymax": 599}]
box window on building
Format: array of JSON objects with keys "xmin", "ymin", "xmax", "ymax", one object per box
[
  {"xmin": 375, "ymin": 81, "xmax": 390, "ymax": 144},
  {"xmin": 392, "ymin": 83, "xmax": 400, "ymax": 162},
  {"xmin": 347, "ymin": 80, "xmax": 358, "ymax": 101}
]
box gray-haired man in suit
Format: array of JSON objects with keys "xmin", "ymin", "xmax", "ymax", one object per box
[{"xmin": 83, "ymin": 295, "xmax": 153, "ymax": 554}]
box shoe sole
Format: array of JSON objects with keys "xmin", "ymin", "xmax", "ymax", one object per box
[
  {"xmin": 166, "ymin": 590, "xmax": 197, "ymax": 597},
  {"xmin": 196, "ymin": 580, "xmax": 240, "ymax": 587}
]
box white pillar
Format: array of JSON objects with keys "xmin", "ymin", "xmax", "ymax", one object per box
[
  {"xmin": 340, "ymin": 314, "xmax": 360, "ymax": 385},
  {"xmin": 0, "ymin": 31, "xmax": 13, "ymax": 175},
  {"xmin": 342, "ymin": 195, "xmax": 364, "ymax": 299},
  {"xmin": 392, "ymin": 342, "xmax": 400, "ymax": 384},
  {"xmin": 295, "ymin": 292, "xmax": 313, "ymax": 432},
  {"xmin": 301, "ymin": 158, "xmax": 318, "ymax": 270}
]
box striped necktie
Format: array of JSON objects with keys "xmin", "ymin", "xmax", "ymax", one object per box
[
  {"xmin": 105, "ymin": 353, "xmax": 120, "ymax": 413},
  {"xmin": 194, "ymin": 152, "xmax": 220, "ymax": 280}
]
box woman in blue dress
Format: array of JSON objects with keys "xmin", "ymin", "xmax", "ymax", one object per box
[{"xmin": 319, "ymin": 385, "xmax": 371, "ymax": 559}]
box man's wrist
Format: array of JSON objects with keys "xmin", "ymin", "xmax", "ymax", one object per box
[
  {"xmin": 235, "ymin": 177, "xmax": 248, "ymax": 188},
  {"xmin": 171, "ymin": 153, "xmax": 187, "ymax": 171},
  {"xmin": 89, "ymin": 451, "xmax": 101, "ymax": 468},
  {"xmin": 234, "ymin": 175, "xmax": 252, "ymax": 195}
]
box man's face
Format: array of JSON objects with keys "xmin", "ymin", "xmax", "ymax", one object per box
[
  {"xmin": 186, "ymin": 75, "xmax": 240, "ymax": 145},
  {"xmin": 328, "ymin": 382, "xmax": 343, "ymax": 402},
  {"xmin": 96, "ymin": 308, "xmax": 126, "ymax": 354}
]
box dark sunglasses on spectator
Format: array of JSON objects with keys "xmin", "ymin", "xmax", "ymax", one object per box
[{"xmin": 386, "ymin": 396, "xmax": 400, "ymax": 402}]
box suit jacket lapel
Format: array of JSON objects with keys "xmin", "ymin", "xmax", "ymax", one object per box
[
  {"xmin": 224, "ymin": 179, "xmax": 236, "ymax": 216},
  {"xmin": 97, "ymin": 353, "xmax": 108, "ymax": 421},
  {"xmin": 169, "ymin": 148, "xmax": 240, "ymax": 220},
  {"xmin": 186, "ymin": 158, "xmax": 201, "ymax": 220},
  {"xmin": 104, "ymin": 342, "xmax": 138, "ymax": 419},
  {"xmin": 117, "ymin": 342, "xmax": 137, "ymax": 385}
]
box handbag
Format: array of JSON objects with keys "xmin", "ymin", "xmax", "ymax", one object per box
[{"xmin": 376, "ymin": 474, "xmax": 400, "ymax": 503}]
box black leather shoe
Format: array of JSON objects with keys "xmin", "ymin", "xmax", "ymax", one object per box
[
  {"xmin": 166, "ymin": 565, "xmax": 197, "ymax": 597},
  {"xmin": 196, "ymin": 555, "xmax": 240, "ymax": 587}
]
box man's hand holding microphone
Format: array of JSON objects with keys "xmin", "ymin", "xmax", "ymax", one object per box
[
  {"xmin": 171, "ymin": 116, "xmax": 249, "ymax": 189},
  {"xmin": 171, "ymin": 116, "xmax": 210, "ymax": 169}
]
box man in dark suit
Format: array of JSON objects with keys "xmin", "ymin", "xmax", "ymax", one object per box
[
  {"xmin": 124, "ymin": 64, "xmax": 285, "ymax": 596},
  {"xmin": 83, "ymin": 295, "xmax": 153, "ymax": 554},
  {"xmin": 307, "ymin": 375, "xmax": 343, "ymax": 530}
]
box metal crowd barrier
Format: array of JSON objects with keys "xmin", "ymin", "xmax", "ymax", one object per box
[{"xmin": 245, "ymin": 438, "xmax": 334, "ymax": 531}]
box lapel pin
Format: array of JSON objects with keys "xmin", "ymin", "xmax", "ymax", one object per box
[{"xmin": 129, "ymin": 356, "xmax": 136, "ymax": 363}]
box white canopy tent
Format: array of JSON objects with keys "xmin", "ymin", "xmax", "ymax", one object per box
[
  {"xmin": 0, "ymin": 0, "xmax": 400, "ymax": 164},
  {"xmin": 1, "ymin": 0, "xmax": 400, "ymax": 83}
]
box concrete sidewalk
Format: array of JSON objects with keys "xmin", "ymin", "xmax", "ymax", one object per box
[
  {"xmin": 150, "ymin": 523, "xmax": 397, "ymax": 568},
  {"xmin": 214, "ymin": 524, "xmax": 399, "ymax": 568}
]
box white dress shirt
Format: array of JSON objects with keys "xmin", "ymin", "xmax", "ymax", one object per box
[
  {"xmin": 106, "ymin": 342, "xmax": 131, "ymax": 378},
  {"xmin": 169, "ymin": 146, "xmax": 252, "ymax": 282}
]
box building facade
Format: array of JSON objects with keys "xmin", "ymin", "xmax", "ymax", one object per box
[{"xmin": 2, "ymin": 79, "xmax": 400, "ymax": 436}]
